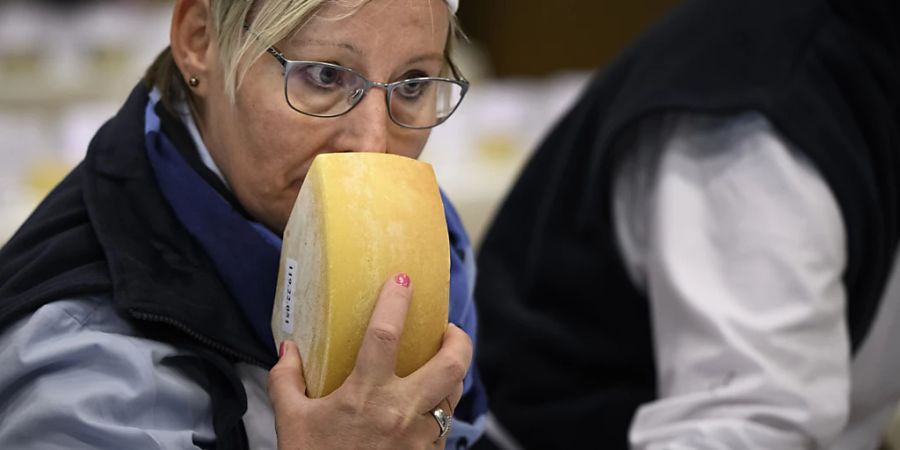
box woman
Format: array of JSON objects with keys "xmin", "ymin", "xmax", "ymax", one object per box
[{"xmin": 0, "ymin": 0, "xmax": 486, "ymax": 448}]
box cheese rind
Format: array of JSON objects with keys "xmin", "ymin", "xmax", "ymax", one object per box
[{"xmin": 272, "ymin": 153, "xmax": 450, "ymax": 398}]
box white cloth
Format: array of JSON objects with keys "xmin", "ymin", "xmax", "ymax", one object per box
[{"xmin": 614, "ymin": 112, "xmax": 900, "ymax": 449}]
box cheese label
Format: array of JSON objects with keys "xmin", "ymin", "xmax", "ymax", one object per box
[{"xmin": 281, "ymin": 257, "xmax": 297, "ymax": 334}]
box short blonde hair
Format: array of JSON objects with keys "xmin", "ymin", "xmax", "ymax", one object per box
[{"xmin": 144, "ymin": 0, "xmax": 461, "ymax": 114}]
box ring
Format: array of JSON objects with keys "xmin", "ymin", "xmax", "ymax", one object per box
[{"xmin": 430, "ymin": 407, "xmax": 453, "ymax": 440}]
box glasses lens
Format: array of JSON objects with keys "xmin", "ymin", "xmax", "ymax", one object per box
[
  {"xmin": 285, "ymin": 62, "xmax": 366, "ymax": 116},
  {"xmin": 389, "ymin": 79, "xmax": 465, "ymax": 128}
]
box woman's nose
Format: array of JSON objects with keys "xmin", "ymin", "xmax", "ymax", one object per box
[{"xmin": 341, "ymin": 88, "xmax": 391, "ymax": 153}]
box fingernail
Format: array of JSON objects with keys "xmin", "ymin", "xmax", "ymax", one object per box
[
  {"xmin": 395, "ymin": 273, "xmax": 410, "ymax": 288},
  {"xmin": 279, "ymin": 341, "xmax": 285, "ymax": 358}
]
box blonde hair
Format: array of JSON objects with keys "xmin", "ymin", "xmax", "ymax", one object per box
[{"xmin": 144, "ymin": 0, "xmax": 462, "ymax": 115}]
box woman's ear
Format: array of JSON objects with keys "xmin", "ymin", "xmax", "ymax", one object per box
[{"xmin": 170, "ymin": 0, "xmax": 214, "ymax": 97}]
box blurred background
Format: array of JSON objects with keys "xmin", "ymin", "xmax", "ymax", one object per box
[
  {"xmin": 0, "ymin": 0, "xmax": 681, "ymax": 249},
  {"xmin": 1, "ymin": 0, "xmax": 899, "ymax": 446}
]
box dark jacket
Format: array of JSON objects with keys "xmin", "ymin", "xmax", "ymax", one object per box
[
  {"xmin": 0, "ymin": 83, "xmax": 275, "ymax": 449},
  {"xmin": 474, "ymin": 0, "xmax": 900, "ymax": 448}
]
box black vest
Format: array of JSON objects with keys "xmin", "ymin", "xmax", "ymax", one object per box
[
  {"xmin": 0, "ymin": 83, "xmax": 277, "ymax": 449},
  {"xmin": 474, "ymin": 0, "xmax": 900, "ymax": 448}
]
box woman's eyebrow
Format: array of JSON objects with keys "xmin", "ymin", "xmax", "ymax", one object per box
[
  {"xmin": 288, "ymin": 39, "xmax": 443, "ymax": 66},
  {"xmin": 404, "ymin": 53, "xmax": 444, "ymax": 66},
  {"xmin": 291, "ymin": 39, "xmax": 362, "ymax": 55}
]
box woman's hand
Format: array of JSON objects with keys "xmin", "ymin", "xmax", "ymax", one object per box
[{"xmin": 268, "ymin": 273, "xmax": 471, "ymax": 450}]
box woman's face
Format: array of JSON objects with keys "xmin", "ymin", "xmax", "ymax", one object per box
[{"xmin": 199, "ymin": 0, "xmax": 450, "ymax": 233}]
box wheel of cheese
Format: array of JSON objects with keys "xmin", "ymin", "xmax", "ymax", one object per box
[{"xmin": 271, "ymin": 152, "xmax": 450, "ymax": 398}]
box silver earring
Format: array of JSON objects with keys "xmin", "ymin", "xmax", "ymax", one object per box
[{"xmin": 189, "ymin": 76, "xmax": 200, "ymax": 87}]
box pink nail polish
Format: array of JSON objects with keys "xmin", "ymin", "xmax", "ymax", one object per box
[
  {"xmin": 279, "ymin": 341, "xmax": 285, "ymax": 358},
  {"xmin": 395, "ymin": 273, "xmax": 410, "ymax": 288}
]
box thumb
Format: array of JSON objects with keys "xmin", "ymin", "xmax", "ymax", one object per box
[{"xmin": 267, "ymin": 340, "xmax": 309, "ymax": 411}]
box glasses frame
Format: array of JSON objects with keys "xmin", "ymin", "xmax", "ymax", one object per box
[{"xmin": 264, "ymin": 46, "xmax": 470, "ymax": 129}]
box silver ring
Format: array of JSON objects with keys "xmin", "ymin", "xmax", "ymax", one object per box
[{"xmin": 430, "ymin": 407, "xmax": 453, "ymax": 440}]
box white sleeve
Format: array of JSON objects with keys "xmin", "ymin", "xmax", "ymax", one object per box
[
  {"xmin": 613, "ymin": 112, "xmax": 850, "ymax": 449},
  {"xmin": 0, "ymin": 297, "xmax": 217, "ymax": 449}
]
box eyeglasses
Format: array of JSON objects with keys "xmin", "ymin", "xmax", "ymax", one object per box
[{"xmin": 264, "ymin": 46, "xmax": 469, "ymax": 129}]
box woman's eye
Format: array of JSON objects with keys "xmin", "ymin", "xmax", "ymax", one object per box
[
  {"xmin": 303, "ymin": 65, "xmax": 343, "ymax": 88},
  {"xmin": 398, "ymin": 80, "xmax": 428, "ymax": 98}
]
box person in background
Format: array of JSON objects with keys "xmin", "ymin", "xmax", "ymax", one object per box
[
  {"xmin": 472, "ymin": 0, "xmax": 899, "ymax": 448},
  {"xmin": 0, "ymin": 0, "xmax": 487, "ymax": 448}
]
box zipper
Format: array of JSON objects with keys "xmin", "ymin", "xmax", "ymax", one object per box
[{"xmin": 129, "ymin": 309, "xmax": 269, "ymax": 369}]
